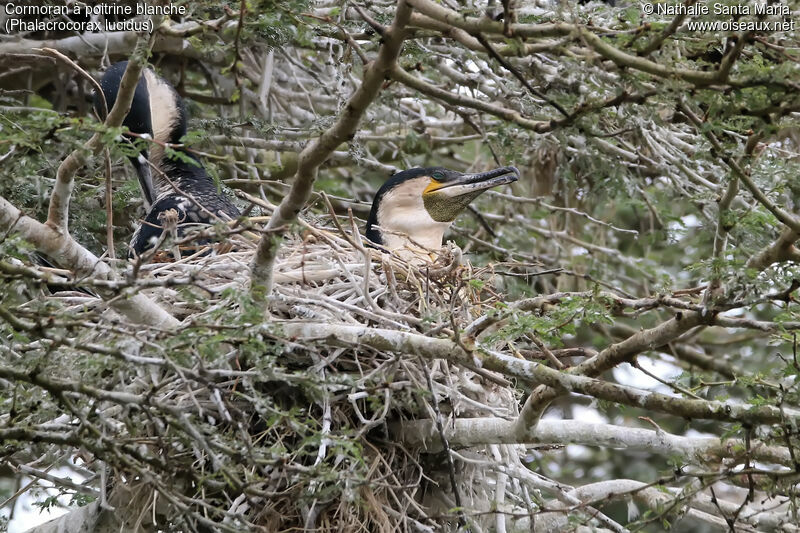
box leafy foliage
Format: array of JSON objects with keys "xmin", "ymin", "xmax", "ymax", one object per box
[{"xmin": 3, "ymin": 0, "xmax": 800, "ymax": 531}]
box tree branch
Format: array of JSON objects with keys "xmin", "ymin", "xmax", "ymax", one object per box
[
  {"xmin": 747, "ymin": 228, "xmax": 800, "ymax": 269},
  {"xmin": 0, "ymin": 195, "xmax": 178, "ymax": 328},
  {"xmin": 249, "ymin": 1, "xmax": 413, "ymax": 298},
  {"xmin": 679, "ymin": 101, "xmax": 800, "ymax": 234},
  {"xmin": 46, "ymin": 34, "xmax": 155, "ymax": 231},
  {"xmin": 391, "ymin": 64, "xmax": 552, "ymax": 132},
  {"xmin": 394, "ymin": 418, "xmax": 792, "ymax": 466},
  {"xmin": 276, "ymin": 321, "xmax": 800, "ymax": 427}
]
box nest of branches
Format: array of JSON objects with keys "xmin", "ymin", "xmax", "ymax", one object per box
[{"xmin": 6, "ymin": 211, "xmax": 531, "ymax": 532}]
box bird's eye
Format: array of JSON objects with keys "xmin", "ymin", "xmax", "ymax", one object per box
[{"xmin": 432, "ymin": 171, "xmax": 443, "ymax": 180}]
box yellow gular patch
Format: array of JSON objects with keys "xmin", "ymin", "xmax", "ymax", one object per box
[{"xmin": 423, "ymin": 179, "xmax": 442, "ymax": 195}]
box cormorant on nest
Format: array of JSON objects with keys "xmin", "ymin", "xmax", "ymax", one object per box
[
  {"xmin": 97, "ymin": 62, "xmax": 518, "ymax": 263},
  {"xmin": 95, "ymin": 61, "xmax": 240, "ymax": 258}
]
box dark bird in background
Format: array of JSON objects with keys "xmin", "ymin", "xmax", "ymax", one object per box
[
  {"xmin": 95, "ymin": 61, "xmax": 240, "ymax": 257},
  {"xmin": 95, "ymin": 61, "xmax": 155, "ymax": 209},
  {"xmin": 366, "ymin": 166, "xmax": 519, "ymax": 257}
]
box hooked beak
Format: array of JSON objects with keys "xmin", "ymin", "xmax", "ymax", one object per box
[
  {"xmin": 426, "ymin": 166, "xmax": 519, "ymax": 197},
  {"xmin": 131, "ymin": 153, "xmax": 156, "ymax": 210}
]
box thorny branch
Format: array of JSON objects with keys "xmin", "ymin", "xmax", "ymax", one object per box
[{"xmin": 3, "ymin": 0, "xmax": 800, "ymax": 531}]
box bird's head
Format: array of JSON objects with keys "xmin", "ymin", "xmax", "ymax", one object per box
[
  {"xmin": 95, "ymin": 61, "xmax": 156, "ymax": 207},
  {"xmin": 95, "ymin": 62, "xmax": 188, "ymax": 209},
  {"xmin": 365, "ymin": 166, "xmax": 519, "ymax": 254}
]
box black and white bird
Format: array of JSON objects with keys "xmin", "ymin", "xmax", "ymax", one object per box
[
  {"xmin": 95, "ymin": 61, "xmax": 240, "ymax": 257},
  {"xmin": 365, "ymin": 166, "xmax": 519, "ymax": 258},
  {"xmin": 98, "ymin": 64, "xmax": 516, "ymax": 263}
]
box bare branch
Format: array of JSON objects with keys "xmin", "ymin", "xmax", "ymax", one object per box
[
  {"xmin": 277, "ymin": 321, "xmax": 800, "ymax": 427},
  {"xmin": 45, "ymin": 28, "xmax": 156, "ymax": 230},
  {"xmin": 249, "ymin": 1, "xmax": 413, "ymax": 297},
  {"xmin": 0, "ymin": 195, "xmax": 178, "ymax": 328}
]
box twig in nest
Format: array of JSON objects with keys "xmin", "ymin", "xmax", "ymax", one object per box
[{"xmin": 419, "ymin": 358, "xmax": 468, "ymax": 529}]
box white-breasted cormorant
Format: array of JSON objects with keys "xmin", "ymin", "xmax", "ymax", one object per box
[
  {"xmin": 365, "ymin": 166, "xmax": 519, "ymax": 257},
  {"xmin": 95, "ymin": 62, "xmax": 240, "ymax": 257}
]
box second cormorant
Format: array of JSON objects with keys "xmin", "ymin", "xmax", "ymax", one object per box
[{"xmin": 95, "ymin": 61, "xmax": 240, "ymax": 257}]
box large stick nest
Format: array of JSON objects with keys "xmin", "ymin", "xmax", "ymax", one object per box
[{"xmin": 15, "ymin": 213, "xmax": 532, "ymax": 532}]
